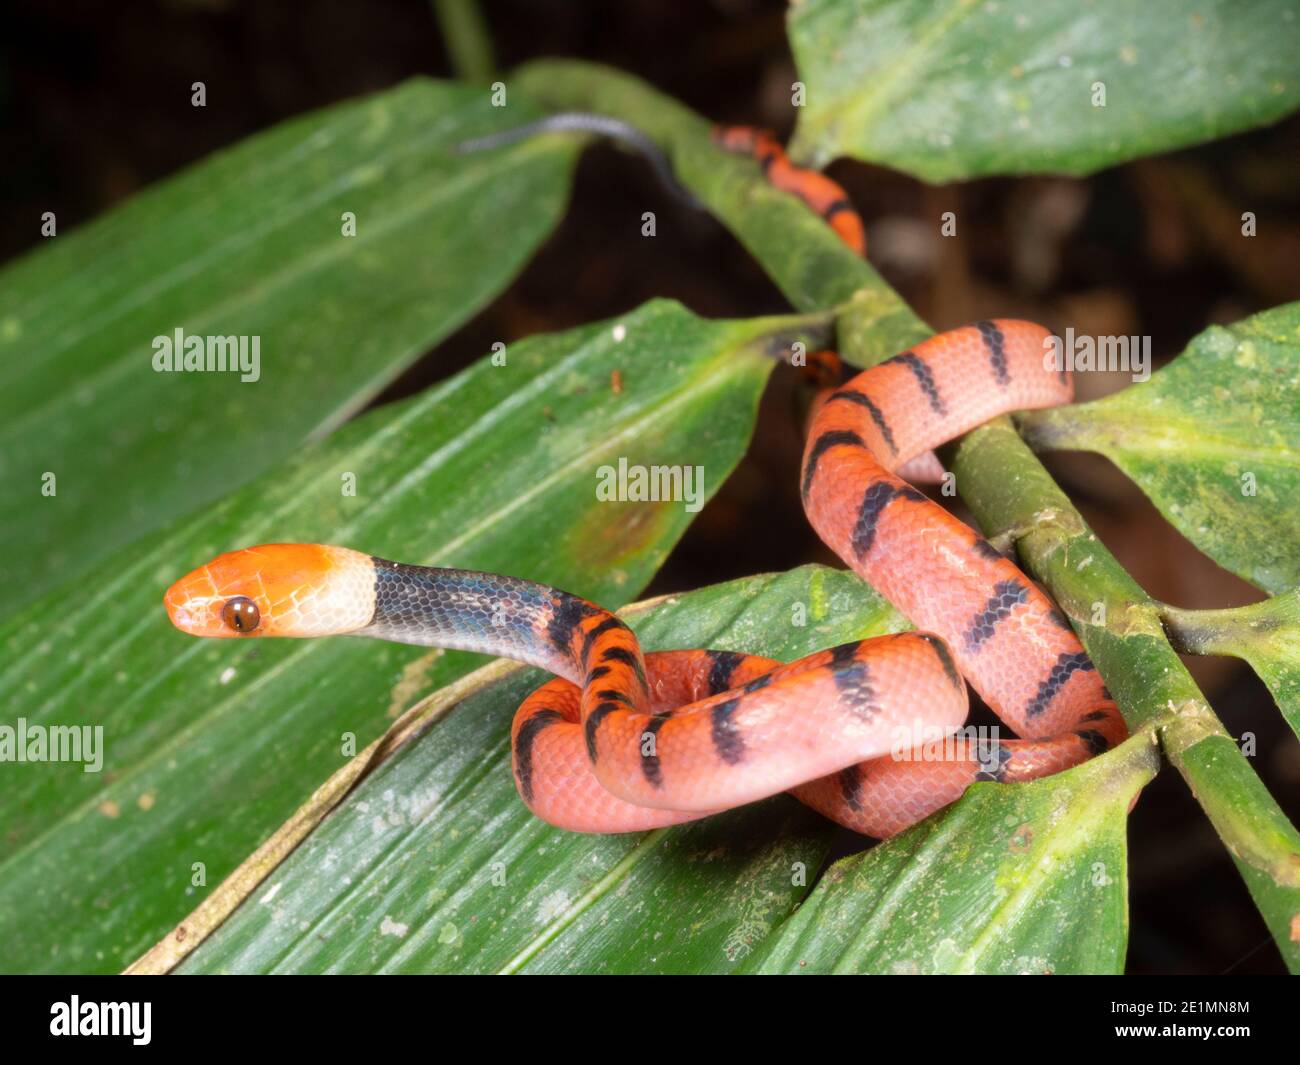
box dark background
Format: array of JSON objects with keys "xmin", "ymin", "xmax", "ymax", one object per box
[{"xmin": 5, "ymin": 0, "xmax": 1298, "ymax": 974}]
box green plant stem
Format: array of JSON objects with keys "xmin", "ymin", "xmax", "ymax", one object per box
[
  {"xmin": 949, "ymin": 423, "xmax": 1300, "ymax": 957},
  {"xmin": 509, "ymin": 57, "xmax": 1300, "ymax": 970},
  {"xmin": 1160, "ymin": 590, "xmax": 1300, "ymax": 657},
  {"xmin": 432, "ymin": 0, "xmax": 495, "ymax": 84}
]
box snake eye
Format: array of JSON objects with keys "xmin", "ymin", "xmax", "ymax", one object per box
[{"xmin": 221, "ymin": 596, "xmax": 261, "ymax": 633}]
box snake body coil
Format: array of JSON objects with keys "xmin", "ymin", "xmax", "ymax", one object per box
[{"xmin": 164, "ymin": 122, "xmax": 1125, "ymax": 837}]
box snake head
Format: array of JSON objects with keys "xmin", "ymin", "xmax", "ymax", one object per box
[{"xmin": 164, "ymin": 543, "xmax": 375, "ymax": 638}]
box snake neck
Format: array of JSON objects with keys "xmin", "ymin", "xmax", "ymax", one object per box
[{"xmin": 358, "ymin": 559, "xmax": 648, "ymax": 704}]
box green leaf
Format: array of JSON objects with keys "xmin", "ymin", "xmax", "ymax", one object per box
[
  {"xmin": 741, "ymin": 733, "xmax": 1158, "ymax": 974},
  {"xmin": 174, "ymin": 565, "xmax": 907, "ymax": 974},
  {"xmin": 1021, "ymin": 302, "xmax": 1300, "ymax": 595},
  {"xmin": 0, "ymin": 77, "xmax": 577, "ymax": 608},
  {"xmin": 1228, "ymin": 623, "xmax": 1300, "ymax": 745},
  {"xmin": 1163, "ymin": 590, "xmax": 1300, "ymax": 744},
  {"xmin": 502, "ymin": 56, "xmax": 1300, "ymax": 974},
  {"xmin": 953, "ymin": 420, "xmax": 1300, "ymax": 976},
  {"xmin": 788, "ymin": 0, "xmax": 1300, "ymax": 180},
  {"xmin": 0, "ymin": 299, "xmax": 818, "ymax": 974}
]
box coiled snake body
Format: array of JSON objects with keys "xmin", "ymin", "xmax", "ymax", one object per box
[{"xmin": 165, "ymin": 122, "xmax": 1125, "ymax": 837}]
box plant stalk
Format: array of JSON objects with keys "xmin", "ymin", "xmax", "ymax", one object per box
[{"xmin": 510, "ymin": 57, "xmax": 1300, "ymax": 970}]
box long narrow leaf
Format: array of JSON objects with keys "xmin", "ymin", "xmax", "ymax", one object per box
[
  {"xmin": 0, "ymin": 78, "xmax": 576, "ymax": 606},
  {"xmin": 0, "ymin": 299, "xmax": 814, "ymax": 973},
  {"xmin": 175, "ymin": 565, "xmax": 906, "ymax": 974},
  {"xmin": 789, "ymin": 0, "xmax": 1300, "ymax": 179}
]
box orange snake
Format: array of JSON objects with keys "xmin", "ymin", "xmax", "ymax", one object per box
[{"xmin": 164, "ymin": 122, "xmax": 1125, "ymax": 837}]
